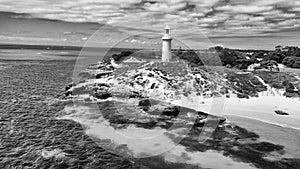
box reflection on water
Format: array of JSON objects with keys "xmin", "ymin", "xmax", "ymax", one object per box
[{"xmin": 58, "ymin": 102, "xmax": 257, "ymax": 169}]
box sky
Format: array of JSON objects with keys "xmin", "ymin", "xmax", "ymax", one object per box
[{"xmin": 0, "ymin": 0, "xmax": 300, "ymax": 49}]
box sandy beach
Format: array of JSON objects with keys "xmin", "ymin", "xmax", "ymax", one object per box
[{"xmin": 171, "ymin": 91, "xmax": 300, "ymax": 159}]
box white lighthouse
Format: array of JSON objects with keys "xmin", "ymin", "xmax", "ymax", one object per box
[{"xmin": 162, "ymin": 25, "xmax": 172, "ymax": 62}]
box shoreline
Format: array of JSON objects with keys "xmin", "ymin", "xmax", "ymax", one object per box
[{"xmin": 225, "ymin": 114, "xmax": 300, "ymax": 131}]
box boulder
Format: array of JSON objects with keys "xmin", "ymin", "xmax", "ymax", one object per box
[
  {"xmin": 94, "ymin": 86, "xmax": 111, "ymax": 99},
  {"xmin": 162, "ymin": 106, "xmax": 180, "ymax": 117},
  {"xmin": 274, "ymin": 110, "xmax": 289, "ymax": 116},
  {"xmin": 65, "ymin": 91, "xmax": 72, "ymax": 97},
  {"xmin": 138, "ymin": 99, "xmax": 152, "ymax": 111},
  {"xmin": 95, "ymin": 71, "xmax": 112, "ymax": 79},
  {"xmin": 65, "ymin": 84, "xmax": 73, "ymax": 91}
]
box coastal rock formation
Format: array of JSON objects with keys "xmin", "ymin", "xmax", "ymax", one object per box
[{"xmin": 67, "ymin": 57, "xmax": 300, "ymax": 103}]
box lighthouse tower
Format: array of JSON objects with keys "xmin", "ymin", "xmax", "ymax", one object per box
[{"xmin": 162, "ymin": 25, "xmax": 172, "ymax": 62}]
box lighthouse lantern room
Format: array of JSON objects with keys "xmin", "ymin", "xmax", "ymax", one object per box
[{"xmin": 162, "ymin": 25, "xmax": 173, "ymax": 62}]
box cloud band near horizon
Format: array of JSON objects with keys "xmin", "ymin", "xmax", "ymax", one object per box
[{"xmin": 0, "ymin": 0, "xmax": 300, "ymax": 49}]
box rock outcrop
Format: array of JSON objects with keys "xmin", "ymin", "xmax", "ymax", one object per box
[{"xmin": 274, "ymin": 110, "xmax": 289, "ymax": 115}]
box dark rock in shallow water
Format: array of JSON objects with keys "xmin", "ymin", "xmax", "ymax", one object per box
[
  {"xmin": 93, "ymin": 84, "xmax": 112, "ymax": 99},
  {"xmin": 138, "ymin": 99, "xmax": 151, "ymax": 111},
  {"xmin": 94, "ymin": 89, "xmax": 111, "ymax": 99},
  {"xmin": 129, "ymin": 91, "xmax": 142, "ymax": 98},
  {"xmin": 162, "ymin": 106, "xmax": 180, "ymax": 117},
  {"xmin": 218, "ymin": 117, "xmax": 226, "ymax": 124},
  {"xmin": 94, "ymin": 91, "xmax": 111, "ymax": 99},
  {"xmin": 65, "ymin": 83, "xmax": 74, "ymax": 96},
  {"xmin": 274, "ymin": 110, "xmax": 289, "ymax": 115},
  {"xmin": 146, "ymin": 103, "xmax": 181, "ymax": 117},
  {"xmin": 65, "ymin": 84, "xmax": 73, "ymax": 91},
  {"xmin": 237, "ymin": 93, "xmax": 249, "ymax": 99},
  {"xmin": 95, "ymin": 71, "xmax": 112, "ymax": 79},
  {"xmin": 65, "ymin": 91, "xmax": 72, "ymax": 97},
  {"xmin": 138, "ymin": 99, "xmax": 151, "ymax": 107},
  {"xmin": 247, "ymin": 142, "xmax": 284, "ymax": 152}
]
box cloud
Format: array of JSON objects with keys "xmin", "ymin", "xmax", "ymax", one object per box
[
  {"xmin": 277, "ymin": 19, "xmax": 299, "ymax": 26},
  {"xmin": 291, "ymin": 7, "xmax": 300, "ymax": 12},
  {"xmin": 197, "ymin": 13, "xmax": 228, "ymax": 24},
  {"xmin": 78, "ymin": 0, "xmax": 142, "ymax": 5},
  {"xmin": 0, "ymin": 0, "xmax": 300, "ymax": 49},
  {"xmin": 143, "ymin": 2, "xmax": 188, "ymax": 12},
  {"xmin": 259, "ymin": 10, "xmax": 296, "ymax": 18},
  {"xmin": 250, "ymin": 0, "xmax": 300, "ymax": 7},
  {"xmin": 234, "ymin": 14, "xmax": 251, "ymax": 21},
  {"xmin": 216, "ymin": 5, "xmax": 273, "ymax": 13},
  {"xmin": 191, "ymin": 0, "xmax": 220, "ymax": 7}
]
